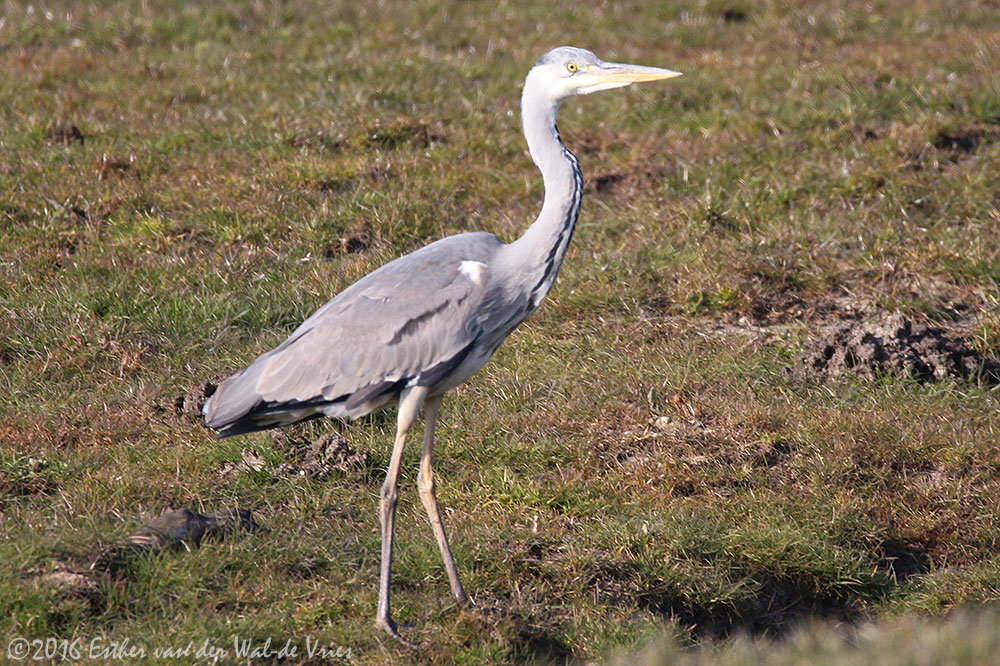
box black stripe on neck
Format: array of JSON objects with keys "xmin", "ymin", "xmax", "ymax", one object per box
[{"xmin": 528, "ymin": 146, "xmax": 583, "ymax": 305}]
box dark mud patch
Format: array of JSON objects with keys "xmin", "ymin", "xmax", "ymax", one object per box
[
  {"xmin": 324, "ymin": 234, "xmax": 369, "ymax": 257},
  {"xmin": 317, "ymin": 219, "xmax": 373, "ymax": 259},
  {"xmin": 932, "ymin": 128, "xmax": 982, "ymax": 155},
  {"xmin": 797, "ymin": 313, "xmax": 1000, "ymax": 384},
  {"xmin": 721, "ymin": 6, "xmax": 749, "ymax": 22}
]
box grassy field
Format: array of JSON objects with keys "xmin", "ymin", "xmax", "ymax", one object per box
[{"xmin": 2, "ymin": 0, "xmax": 999, "ymax": 663}]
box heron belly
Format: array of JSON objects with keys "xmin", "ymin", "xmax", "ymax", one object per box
[
  {"xmin": 428, "ymin": 344, "xmax": 496, "ymax": 396},
  {"xmin": 321, "ymin": 391, "xmax": 396, "ymax": 420}
]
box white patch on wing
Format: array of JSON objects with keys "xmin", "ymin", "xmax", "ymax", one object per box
[{"xmin": 458, "ymin": 260, "xmax": 487, "ymax": 286}]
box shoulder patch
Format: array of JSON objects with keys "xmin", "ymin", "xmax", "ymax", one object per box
[{"xmin": 458, "ymin": 260, "xmax": 487, "ymax": 286}]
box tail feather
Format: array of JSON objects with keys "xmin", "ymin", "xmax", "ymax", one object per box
[
  {"xmin": 203, "ymin": 355, "xmax": 351, "ymax": 438},
  {"xmin": 203, "ymin": 359, "xmax": 269, "ymax": 432},
  {"xmin": 212, "ymin": 411, "xmax": 323, "ymax": 439}
]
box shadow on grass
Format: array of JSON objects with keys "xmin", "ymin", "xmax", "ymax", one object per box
[
  {"xmin": 512, "ymin": 624, "xmax": 575, "ymax": 666},
  {"xmin": 459, "ymin": 605, "xmax": 576, "ymax": 665},
  {"xmin": 638, "ymin": 576, "xmax": 866, "ymax": 640},
  {"xmin": 636, "ymin": 541, "xmax": 930, "ymax": 640}
]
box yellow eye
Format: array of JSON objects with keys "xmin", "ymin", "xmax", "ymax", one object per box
[{"xmin": 566, "ymin": 62, "xmax": 578, "ymax": 73}]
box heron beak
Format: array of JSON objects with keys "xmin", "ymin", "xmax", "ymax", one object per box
[
  {"xmin": 575, "ymin": 62, "xmax": 682, "ymax": 95},
  {"xmin": 597, "ymin": 63, "xmax": 683, "ymax": 83}
]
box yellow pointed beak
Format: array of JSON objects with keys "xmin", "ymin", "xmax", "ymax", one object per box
[
  {"xmin": 594, "ymin": 63, "xmax": 683, "ymax": 84},
  {"xmin": 573, "ymin": 62, "xmax": 682, "ymax": 95}
]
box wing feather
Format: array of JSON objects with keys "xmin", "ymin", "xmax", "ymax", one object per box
[
  {"xmin": 257, "ymin": 277, "xmax": 476, "ymax": 400},
  {"xmin": 204, "ymin": 233, "xmax": 502, "ymax": 433}
]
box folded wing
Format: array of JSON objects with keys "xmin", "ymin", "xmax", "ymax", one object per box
[{"xmin": 204, "ymin": 233, "xmax": 501, "ymax": 437}]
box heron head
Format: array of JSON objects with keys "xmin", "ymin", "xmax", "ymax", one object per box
[{"xmin": 529, "ymin": 46, "xmax": 681, "ymax": 101}]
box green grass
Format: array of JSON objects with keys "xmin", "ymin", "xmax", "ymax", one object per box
[
  {"xmin": 2, "ymin": 0, "xmax": 1000, "ymax": 663},
  {"xmin": 619, "ymin": 608, "xmax": 1000, "ymax": 666}
]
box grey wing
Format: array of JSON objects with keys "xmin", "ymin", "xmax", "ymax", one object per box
[{"xmin": 204, "ymin": 234, "xmax": 500, "ymax": 436}]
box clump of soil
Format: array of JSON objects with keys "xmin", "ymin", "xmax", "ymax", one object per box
[
  {"xmin": 172, "ymin": 380, "xmax": 218, "ymax": 421},
  {"xmin": 218, "ymin": 448, "xmax": 267, "ymax": 478},
  {"xmin": 273, "ymin": 431, "xmax": 370, "ymax": 481},
  {"xmin": 323, "ymin": 233, "xmax": 369, "ymax": 257},
  {"xmin": 219, "ymin": 431, "xmax": 370, "ymax": 482},
  {"xmin": 46, "ymin": 123, "xmax": 86, "ymax": 146},
  {"xmin": 798, "ymin": 313, "xmax": 1000, "ymax": 384}
]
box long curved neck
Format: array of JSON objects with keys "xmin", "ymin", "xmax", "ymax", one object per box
[{"xmin": 508, "ymin": 80, "xmax": 583, "ymax": 309}]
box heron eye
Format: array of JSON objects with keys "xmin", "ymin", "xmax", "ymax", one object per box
[{"xmin": 566, "ymin": 62, "xmax": 578, "ymax": 73}]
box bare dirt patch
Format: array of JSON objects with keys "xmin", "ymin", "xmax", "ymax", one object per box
[
  {"xmin": 721, "ymin": 7, "xmax": 749, "ymax": 22},
  {"xmin": 932, "ymin": 127, "xmax": 982, "ymax": 156},
  {"xmin": 272, "ymin": 431, "xmax": 371, "ymax": 481},
  {"xmin": 797, "ymin": 313, "xmax": 1000, "ymax": 384},
  {"xmin": 872, "ymin": 538, "xmax": 930, "ymax": 583},
  {"xmin": 585, "ymin": 163, "xmax": 670, "ymax": 197},
  {"xmin": 218, "ymin": 431, "xmax": 372, "ymax": 482}
]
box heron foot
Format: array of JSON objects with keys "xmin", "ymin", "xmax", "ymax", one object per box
[{"xmin": 376, "ymin": 616, "xmax": 418, "ymax": 649}]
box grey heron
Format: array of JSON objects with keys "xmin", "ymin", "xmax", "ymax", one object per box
[{"xmin": 203, "ymin": 46, "xmax": 680, "ymax": 645}]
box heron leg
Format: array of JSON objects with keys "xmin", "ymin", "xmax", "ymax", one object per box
[
  {"xmin": 416, "ymin": 394, "xmax": 470, "ymax": 606},
  {"xmin": 376, "ymin": 385, "xmax": 428, "ymax": 648}
]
